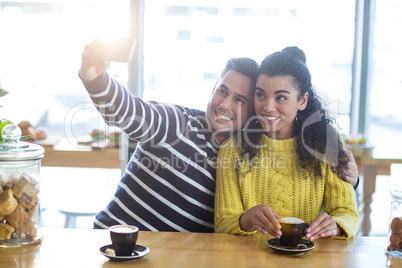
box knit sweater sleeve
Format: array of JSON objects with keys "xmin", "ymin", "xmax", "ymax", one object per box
[
  {"xmin": 215, "ymin": 138, "xmax": 255, "ymax": 235},
  {"xmin": 323, "ymin": 164, "xmax": 359, "ymax": 239}
]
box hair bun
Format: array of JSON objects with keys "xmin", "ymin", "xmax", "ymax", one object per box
[{"xmin": 282, "ymin": 46, "xmax": 306, "ymax": 64}]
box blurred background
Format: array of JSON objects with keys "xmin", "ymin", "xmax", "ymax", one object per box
[
  {"xmin": 1, "ymin": 0, "xmax": 401, "ymax": 156},
  {"xmin": 0, "ymin": 0, "xmax": 401, "ymax": 234}
]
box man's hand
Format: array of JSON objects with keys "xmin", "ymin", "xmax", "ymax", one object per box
[
  {"xmin": 331, "ymin": 150, "xmax": 358, "ymax": 188},
  {"xmin": 79, "ymin": 38, "xmax": 111, "ymax": 81}
]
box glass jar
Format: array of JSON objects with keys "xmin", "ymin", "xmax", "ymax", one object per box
[
  {"xmin": 386, "ymin": 190, "xmax": 402, "ymax": 258},
  {"xmin": 0, "ymin": 124, "xmax": 44, "ymax": 247}
]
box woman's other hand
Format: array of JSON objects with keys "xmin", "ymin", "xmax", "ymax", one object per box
[{"xmin": 305, "ymin": 212, "xmax": 343, "ymax": 241}]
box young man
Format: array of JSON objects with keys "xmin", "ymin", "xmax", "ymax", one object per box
[{"xmin": 79, "ymin": 40, "xmax": 358, "ymax": 232}]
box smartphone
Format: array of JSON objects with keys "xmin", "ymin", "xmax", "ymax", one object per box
[{"xmin": 95, "ymin": 37, "xmax": 137, "ymax": 62}]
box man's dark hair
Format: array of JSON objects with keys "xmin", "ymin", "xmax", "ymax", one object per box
[{"xmin": 220, "ymin": 57, "xmax": 259, "ymax": 87}]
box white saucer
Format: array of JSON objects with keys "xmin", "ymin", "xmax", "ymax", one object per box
[
  {"xmin": 266, "ymin": 238, "xmax": 315, "ymax": 255},
  {"xmin": 99, "ymin": 244, "xmax": 150, "ymax": 261}
]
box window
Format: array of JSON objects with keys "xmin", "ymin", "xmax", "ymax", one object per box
[
  {"xmin": 0, "ymin": 0, "xmax": 130, "ymax": 138},
  {"xmin": 142, "ymin": 0, "xmax": 355, "ymax": 133},
  {"xmin": 367, "ymin": 0, "xmax": 402, "ymax": 157}
]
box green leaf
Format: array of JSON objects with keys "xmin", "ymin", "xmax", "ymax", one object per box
[
  {"xmin": 20, "ymin": 135, "xmax": 34, "ymax": 141},
  {"xmin": 0, "ymin": 89, "xmax": 9, "ymax": 98}
]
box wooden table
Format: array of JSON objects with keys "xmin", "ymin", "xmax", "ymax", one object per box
[
  {"xmin": 39, "ymin": 137, "xmax": 121, "ymax": 169},
  {"xmin": 348, "ymin": 145, "xmax": 402, "ymax": 236},
  {"xmin": 0, "ymin": 229, "xmax": 400, "ymax": 268}
]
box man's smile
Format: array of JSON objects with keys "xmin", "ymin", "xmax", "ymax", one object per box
[{"xmin": 214, "ymin": 109, "xmax": 234, "ymax": 122}]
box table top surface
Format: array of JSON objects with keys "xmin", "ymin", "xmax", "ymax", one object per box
[
  {"xmin": 40, "ymin": 137, "xmax": 121, "ymax": 168},
  {"xmin": 0, "ymin": 228, "xmax": 400, "ymax": 268}
]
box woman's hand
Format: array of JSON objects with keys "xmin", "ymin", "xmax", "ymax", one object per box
[
  {"xmin": 305, "ymin": 212, "xmax": 343, "ymax": 241},
  {"xmin": 240, "ymin": 205, "xmax": 282, "ymax": 237}
]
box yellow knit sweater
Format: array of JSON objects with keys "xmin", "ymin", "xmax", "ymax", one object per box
[{"xmin": 215, "ymin": 135, "xmax": 359, "ymax": 239}]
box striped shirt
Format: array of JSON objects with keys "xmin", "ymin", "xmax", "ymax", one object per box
[{"xmin": 81, "ymin": 72, "xmax": 219, "ymax": 232}]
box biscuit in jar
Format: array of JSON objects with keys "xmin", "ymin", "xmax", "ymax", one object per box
[
  {"xmin": 11, "ymin": 175, "xmax": 32, "ymax": 199},
  {"xmin": 0, "ymin": 189, "xmax": 18, "ymax": 215},
  {"xmin": 6, "ymin": 204, "xmax": 32, "ymax": 228},
  {"xmin": 2, "ymin": 174, "xmax": 18, "ymax": 191},
  {"xmin": 0, "ymin": 222, "xmax": 15, "ymax": 239},
  {"xmin": 15, "ymin": 220, "xmax": 37, "ymax": 239}
]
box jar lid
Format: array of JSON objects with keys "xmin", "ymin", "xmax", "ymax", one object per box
[{"xmin": 0, "ymin": 124, "xmax": 44, "ymax": 161}]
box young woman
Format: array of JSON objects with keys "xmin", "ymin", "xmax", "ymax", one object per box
[{"xmin": 214, "ymin": 47, "xmax": 358, "ymax": 241}]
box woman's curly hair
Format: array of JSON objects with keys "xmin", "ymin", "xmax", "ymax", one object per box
[{"xmin": 240, "ymin": 46, "xmax": 347, "ymax": 179}]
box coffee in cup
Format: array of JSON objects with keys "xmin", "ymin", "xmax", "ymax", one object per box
[
  {"xmin": 279, "ymin": 217, "xmax": 310, "ymax": 247},
  {"xmin": 109, "ymin": 225, "xmax": 139, "ymax": 256}
]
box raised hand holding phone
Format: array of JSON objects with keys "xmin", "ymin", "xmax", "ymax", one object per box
[{"xmin": 79, "ymin": 37, "xmax": 137, "ymax": 81}]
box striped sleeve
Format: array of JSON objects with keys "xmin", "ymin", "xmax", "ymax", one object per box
[{"xmin": 81, "ymin": 72, "xmax": 181, "ymax": 145}]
